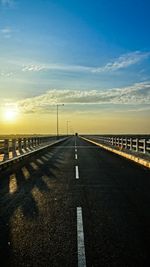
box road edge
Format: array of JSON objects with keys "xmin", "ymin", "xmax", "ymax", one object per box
[
  {"xmin": 80, "ymin": 136, "xmax": 150, "ymax": 169},
  {"xmin": 0, "ymin": 137, "xmax": 69, "ymax": 170}
]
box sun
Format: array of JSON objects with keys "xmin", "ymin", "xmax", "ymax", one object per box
[
  {"xmin": 3, "ymin": 105, "xmax": 18, "ymax": 122},
  {"xmin": 4, "ymin": 109, "xmax": 17, "ymax": 121}
]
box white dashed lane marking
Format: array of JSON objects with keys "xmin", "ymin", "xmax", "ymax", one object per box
[
  {"xmin": 75, "ymin": 138, "xmax": 86, "ymax": 265},
  {"xmin": 75, "ymin": 165, "xmax": 79, "ymax": 179},
  {"xmin": 77, "ymin": 207, "xmax": 86, "ymax": 267}
]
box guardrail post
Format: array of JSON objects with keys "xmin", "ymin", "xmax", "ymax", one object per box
[
  {"xmin": 35, "ymin": 137, "xmax": 38, "ymax": 147},
  {"xmin": 111, "ymin": 137, "xmax": 114, "ymax": 146},
  {"xmin": 30, "ymin": 138, "xmax": 33, "ymax": 148},
  {"xmin": 135, "ymin": 138, "xmax": 139, "ymax": 152},
  {"xmin": 26, "ymin": 138, "xmax": 28, "ymax": 149},
  {"xmin": 143, "ymin": 139, "xmax": 146, "ymax": 154},
  {"xmin": 18, "ymin": 138, "xmax": 22, "ymax": 154},
  {"xmin": 39, "ymin": 138, "xmax": 41, "ymax": 145},
  {"xmin": 130, "ymin": 138, "xmax": 132, "ymax": 150},
  {"xmin": 29, "ymin": 138, "xmax": 32, "ymax": 148},
  {"xmin": 34, "ymin": 137, "xmax": 37, "ymax": 147},
  {"xmin": 23, "ymin": 138, "xmax": 27, "ymax": 150},
  {"xmin": 120, "ymin": 138, "xmax": 123, "ymax": 150},
  {"xmin": 37, "ymin": 137, "xmax": 40, "ymax": 146},
  {"xmin": 12, "ymin": 139, "xmax": 17, "ymax": 156},
  {"xmin": 33, "ymin": 137, "xmax": 36, "ymax": 147},
  {"xmin": 4, "ymin": 139, "xmax": 9, "ymax": 160},
  {"xmin": 117, "ymin": 137, "xmax": 119, "ymax": 146},
  {"xmin": 35, "ymin": 137, "xmax": 37, "ymax": 146},
  {"xmin": 28, "ymin": 138, "xmax": 31, "ymax": 149},
  {"xmin": 119, "ymin": 138, "xmax": 121, "ymax": 147},
  {"xmin": 31, "ymin": 137, "xmax": 34, "ymax": 148},
  {"xmin": 125, "ymin": 138, "xmax": 128, "ymax": 149}
]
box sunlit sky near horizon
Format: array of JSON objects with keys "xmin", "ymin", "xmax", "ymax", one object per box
[{"xmin": 0, "ymin": 0, "xmax": 150, "ymax": 134}]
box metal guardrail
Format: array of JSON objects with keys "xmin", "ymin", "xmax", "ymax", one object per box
[
  {"xmin": 86, "ymin": 135, "xmax": 150, "ymax": 155},
  {"xmin": 0, "ymin": 136, "xmax": 66, "ymax": 162}
]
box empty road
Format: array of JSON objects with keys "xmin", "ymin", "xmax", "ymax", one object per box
[{"xmin": 0, "ymin": 136, "xmax": 150, "ymax": 267}]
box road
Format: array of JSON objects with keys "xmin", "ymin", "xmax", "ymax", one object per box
[{"xmin": 0, "ymin": 136, "xmax": 150, "ymax": 267}]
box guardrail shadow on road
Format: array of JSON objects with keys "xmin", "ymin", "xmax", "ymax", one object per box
[{"xmin": 0, "ymin": 147, "xmax": 64, "ymax": 265}]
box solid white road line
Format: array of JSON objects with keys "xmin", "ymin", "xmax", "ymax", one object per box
[
  {"xmin": 75, "ymin": 165, "xmax": 79, "ymax": 179},
  {"xmin": 77, "ymin": 207, "xmax": 86, "ymax": 267},
  {"xmin": 75, "ymin": 154, "xmax": 78, "ymax": 160}
]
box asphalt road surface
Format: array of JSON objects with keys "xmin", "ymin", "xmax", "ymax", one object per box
[{"xmin": 0, "ymin": 136, "xmax": 150, "ymax": 267}]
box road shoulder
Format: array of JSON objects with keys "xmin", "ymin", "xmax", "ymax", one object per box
[{"xmin": 80, "ymin": 136, "xmax": 150, "ymax": 169}]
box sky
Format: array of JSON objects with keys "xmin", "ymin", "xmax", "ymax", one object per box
[{"xmin": 0, "ymin": 0, "xmax": 150, "ymax": 134}]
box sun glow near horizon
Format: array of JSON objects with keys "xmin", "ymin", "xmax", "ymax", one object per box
[{"xmin": 2, "ymin": 104, "xmax": 19, "ymax": 123}]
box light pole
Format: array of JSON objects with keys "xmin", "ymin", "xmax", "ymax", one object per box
[
  {"xmin": 66, "ymin": 120, "xmax": 70, "ymax": 136},
  {"xmin": 56, "ymin": 104, "xmax": 64, "ymax": 139}
]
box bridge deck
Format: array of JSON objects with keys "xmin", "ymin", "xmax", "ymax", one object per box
[{"xmin": 0, "ymin": 136, "xmax": 150, "ymax": 267}]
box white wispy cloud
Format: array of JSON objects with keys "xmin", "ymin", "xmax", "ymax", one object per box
[
  {"xmin": 22, "ymin": 64, "xmax": 47, "ymax": 72},
  {"xmin": 1, "ymin": 27, "xmax": 12, "ymax": 34},
  {"xmin": 16, "ymin": 82, "xmax": 150, "ymax": 114},
  {"xmin": 117, "ymin": 106, "xmax": 150, "ymax": 113},
  {"xmin": 0, "ymin": 26, "xmax": 13, "ymax": 38},
  {"xmin": 22, "ymin": 63, "xmax": 92, "ymax": 73},
  {"xmin": 92, "ymin": 51, "xmax": 150, "ymax": 73},
  {"xmin": 21, "ymin": 51, "xmax": 150, "ymax": 74},
  {"xmin": 0, "ymin": 71, "xmax": 13, "ymax": 77}
]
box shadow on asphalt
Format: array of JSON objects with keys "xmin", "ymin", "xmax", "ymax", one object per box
[{"xmin": 0, "ymin": 145, "xmax": 64, "ymax": 266}]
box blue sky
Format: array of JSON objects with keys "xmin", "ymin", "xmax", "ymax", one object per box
[{"xmin": 0, "ymin": 0, "xmax": 150, "ymax": 133}]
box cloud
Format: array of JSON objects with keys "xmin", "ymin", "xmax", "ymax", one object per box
[
  {"xmin": 0, "ymin": 26, "xmax": 13, "ymax": 38},
  {"xmin": 22, "ymin": 64, "xmax": 47, "ymax": 72},
  {"xmin": 92, "ymin": 51, "xmax": 150, "ymax": 73},
  {"xmin": 1, "ymin": 27, "xmax": 12, "ymax": 34},
  {"xmin": 0, "ymin": 71, "xmax": 13, "ymax": 77},
  {"xmin": 117, "ymin": 106, "xmax": 150, "ymax": 113},
  {"xmin": 21, "ymin": 51, "xmax": 150, "ymax": 74},
  {"xmin": 0, "ymin": 0, "xmax": 15, "ymax": 7},
  {"xmin": 16, "ymin": 82, "xmax": 150, "ymax": 114},
  {"xmin": 22, "ymin": 63, "xmax": 92, "ymax": 73}
]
